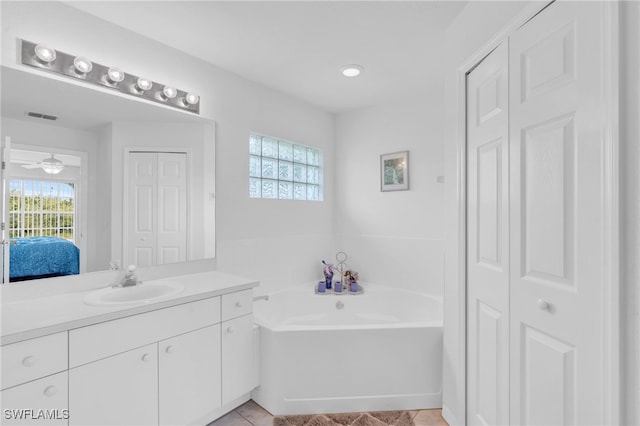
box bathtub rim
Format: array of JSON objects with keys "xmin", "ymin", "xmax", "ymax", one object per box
[{"xmin": 253, "ymin": 281, "xmax": 443, "ymax": 332}]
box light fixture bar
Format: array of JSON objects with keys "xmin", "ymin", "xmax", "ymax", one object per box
[{"xmin": 20, "ymin": 39, "xmax": 200, "ymax": 115}]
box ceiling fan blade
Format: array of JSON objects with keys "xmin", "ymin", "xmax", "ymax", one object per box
[{"xmin": 21, "ymin": 164, "xmax": 41, "ymax": 169}]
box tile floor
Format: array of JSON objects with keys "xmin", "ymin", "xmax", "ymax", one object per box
[{"xmin": 207, "ymin": 400, "xmax": 449, "ymax": 426}]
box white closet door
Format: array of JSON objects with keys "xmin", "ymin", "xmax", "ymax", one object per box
[
  {"xmin": 509, "ymin": 2, "xmax": 606, "ymax": 424},
  {"xmin": 128, "ymin": 152, "xmax": 158, "ymax": 267},
  {"xmin": 128, "ymin": 152, "xmax": 188, "ymax": 267},
  {"xmin": 157, "ymin": 152, "xmax": 187, "ymax": 265},
  {"xmin": 466, "ymin": 42, "xmax": 510, "ymax": 426}
]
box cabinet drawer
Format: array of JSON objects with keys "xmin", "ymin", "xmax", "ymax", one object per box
[
  {"xmin": 1, "ymin": 332, "xmax": 67, "ymax": 390},
  {"xmin": 221, "ymin": 289, "xmax": 252, "ymax": 321},
  {"xmin": 69, "ymin": 297, "xmax": 220, "ymax": 368},
  {"xmin": 0, "ymin": 371, "xmax": 68, "ymax": 425}
]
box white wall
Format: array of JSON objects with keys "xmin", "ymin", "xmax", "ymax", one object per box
[
  {"xmin": 95, "ymin": 124, "xmax": 113, "ymax": 271},
  {"xmin": 334, "ymin": 93, "xmax": 445, "ymax": 295},
  {"xmin": 1, "ymin": 116, "xmax": 99, "ymax": 272},
  {"xmin": 1, "ymin": 1, "xmax": 335, "ymax": 294}
]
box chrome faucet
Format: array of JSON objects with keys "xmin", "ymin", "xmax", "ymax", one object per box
[{"xmin": 113, "ymin": 265, "xmax": 140, "ymax": 288}]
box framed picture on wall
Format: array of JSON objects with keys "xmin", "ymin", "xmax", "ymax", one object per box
[{"xmin": 380, "ymin": 150, "xmax": 409, "ymax": 191}]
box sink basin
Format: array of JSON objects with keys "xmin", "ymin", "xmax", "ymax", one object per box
[{"xmin": 84, "ymin": 280, "xmax": 185, "ymax": 307}]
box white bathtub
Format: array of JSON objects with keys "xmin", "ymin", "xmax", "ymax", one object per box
[{"xmin": 251, "ymin": 283, "xmax": 443, "ymax": 415}]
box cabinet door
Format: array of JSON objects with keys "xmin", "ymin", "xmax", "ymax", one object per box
[
  {"xmin": 159, "ymin": 325, "xmax": 221, "ymax": 426},
  {"xmin": 0, "ymin": 372, "xmax": 68, "ymax": 426},
  {"xmin": 221, "ymin": 315, "xmax": 254, "ymax": 405},
  {"xmin": 69, "ymin": 344, "xmax": 158, "ymax": 426}
]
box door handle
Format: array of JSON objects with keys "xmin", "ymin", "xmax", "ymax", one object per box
[{"xmin": 537, "ymin": 299, "xmax": 552, "ymax": 312}]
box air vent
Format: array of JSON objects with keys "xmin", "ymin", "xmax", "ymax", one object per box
[{"xmin": 26, "ymin": 112, "xmax": 58, "ymax": 121}]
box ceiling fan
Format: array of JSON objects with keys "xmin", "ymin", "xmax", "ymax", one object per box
[{"xmin": 21, "ymin": 154, "xmax": 65, "ymax": 175}]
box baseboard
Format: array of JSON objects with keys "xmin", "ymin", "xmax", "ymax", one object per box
[{"xmin": 441, "ymin": 404, "xmax": 459, "ymax": 426}]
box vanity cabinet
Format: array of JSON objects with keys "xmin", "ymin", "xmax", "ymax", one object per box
[
  {"xmin": 222, "ymin": 315, "xmax": 254, "ymax": 405},
  {"xmin": 0, "ymin": 332, "xmax": 68, "ymax": 426},
  {"xmin": 69, "ymin": 344, "xmax": 158, "ymax": 426},
  {"xmin": 1, "ymin": 284, "xmax": 257, "ymax": 426},
  {"xmin": 220, "ymin": 290, "xmax": 254, "ymax": 405},
  {"xmin": 159, "ymin": 325, "xmax": 222, "ymax": 425},
  {"xmin": 1, "ymin": 372, "xmax": 68, "ymax": 426}
]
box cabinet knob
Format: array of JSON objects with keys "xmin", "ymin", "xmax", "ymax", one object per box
[
  {"xmin": 537, "ymin": 299, "xmax": 551, "ymax": 311},
  {"xmin": 165, "ymin": 345, "xmax": 174, "ymax": 354},
  {"xmin": 22, "ymin": 356, "xmax": 36, "ymax": 367},
  {"xmin": 235, "ymin": 301, "xmax": 242, "ymax": 308},
  {"xmin": 226, "ymin": 326, "xmax": 234, "ymax": 334},
  {"xmin": 43, "ymin": 386, "xmax": 57, "ymax": 397},
  {"xmin": 141, "ymin": 353, "xmax": 151, "ymax": 362}
]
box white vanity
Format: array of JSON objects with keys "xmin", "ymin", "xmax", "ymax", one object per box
[{"xmin": 0, "ymin": 270, "xmax": 259, "ymax": 426}]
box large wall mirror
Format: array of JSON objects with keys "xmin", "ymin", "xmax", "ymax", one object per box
[{"xmin": 1, "ymin": 66, "xmax": 215, "ymax": 283}]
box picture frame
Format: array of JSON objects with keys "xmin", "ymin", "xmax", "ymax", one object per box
[{"xmin": 380, "ymin": 150, "xmax": 409, "ymax": 191}]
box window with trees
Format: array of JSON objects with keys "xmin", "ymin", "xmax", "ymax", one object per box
[{"xmin": 9, "ymin": 180, "xmax": 76, "ymax": 241}]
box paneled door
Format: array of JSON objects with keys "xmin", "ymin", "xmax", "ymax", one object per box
[
  {"xmin": 509, "ymin": 2, "xmax": 607, "ymax": 424},
  {"xmin": 128, "ymin": 152, "xmax": 187, "ymax": 267},
  {"xmin": 466, "ymin": 43, "xmax": 510, "ymax": 426},
  {"xmin": 466, "ymin": 1, "xmax": 611, "ymax": 424}
]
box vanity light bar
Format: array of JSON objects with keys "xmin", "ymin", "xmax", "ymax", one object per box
[{"xmin": 19, "ymin": 39, "xmax": 200, "ymax": 115}]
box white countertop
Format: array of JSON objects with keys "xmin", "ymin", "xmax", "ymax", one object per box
[{"xmin": 1, "ymin": 270, "xmax": 259, "ymax": 346}]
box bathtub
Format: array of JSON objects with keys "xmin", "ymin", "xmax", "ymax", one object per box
[{"xmin": 250, "ymin": 283, "xmax": 443, "ymax": 415}]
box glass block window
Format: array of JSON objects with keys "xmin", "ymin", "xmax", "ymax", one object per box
[{"xmin": 249, "ymin": 133, "xmax": 322, "ymax": 201}]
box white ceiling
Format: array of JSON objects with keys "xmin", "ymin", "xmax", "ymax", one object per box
[{"xmin": 64, "ymin": 1, "xmax": 468, "ymax": 113}]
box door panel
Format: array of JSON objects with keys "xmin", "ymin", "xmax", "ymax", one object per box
[
  {"xmin": 466, "ymin": 42, "xmax": 510, "ymax": 426},
  {"xmin": 521, "ymin": 326, "xmax": 575, "ymax": 426},
  {"xmin": 127, "ymin": 152, "xmax": 187, "ymax": 267},
  {"xmin": 157, "ymin": 153, "xmax": 187, "ymax": 264},
  {"xmin": 129, "ymin": 153, "xmax": 157, "ymax": 267},
  {"xmin": 509, "ymin": 2, "xmax": 605, "ymax": 424}
]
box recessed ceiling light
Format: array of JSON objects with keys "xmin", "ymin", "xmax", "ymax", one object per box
[{"xmin": 341, "ymin": 65, "xmax": 364, "ymax": 78}]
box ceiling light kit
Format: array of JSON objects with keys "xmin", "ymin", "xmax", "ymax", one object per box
[
  {"xmin": 21, "ymin": 154, "xmax": 65, "ymax": 175},
  {"xmin": 20, "ymin": 39, "xmax": 200, "ymax": 114}
]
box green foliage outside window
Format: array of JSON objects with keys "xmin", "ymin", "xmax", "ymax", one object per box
[{"xmin": 9, "ymin": 180, "xmax": 75, "ymax": 241}]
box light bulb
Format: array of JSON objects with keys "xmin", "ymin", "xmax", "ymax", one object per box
[
  {"xmin": 183, "ymin": 92, "xmax": 199, "ymax": 106},
  {"xmin": 161, "ymin": 86, "xmax": 177, "ymax": 100},
  {"xmin": 135, "ymin": 77, "xmax": 152, "ymax": 93},
  {"xmin": 73, "ymin": 56, "xmax": 93, "ymax": 74},
  {"xmin": 34, "ymin": 44, "xmax": 56, "ymax": 64},
  {"xmin": 106, "ymin": 67, "xmax": 125, "ymax": 84}
]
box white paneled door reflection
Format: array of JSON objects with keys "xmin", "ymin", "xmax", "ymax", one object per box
[
  {"xmin": 467, "ymin": 1, "xmax": 609, "ymax": 424},
  {"xmin": 128, "ymin": 152, "xmax": 187, "ymax": 267}
]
